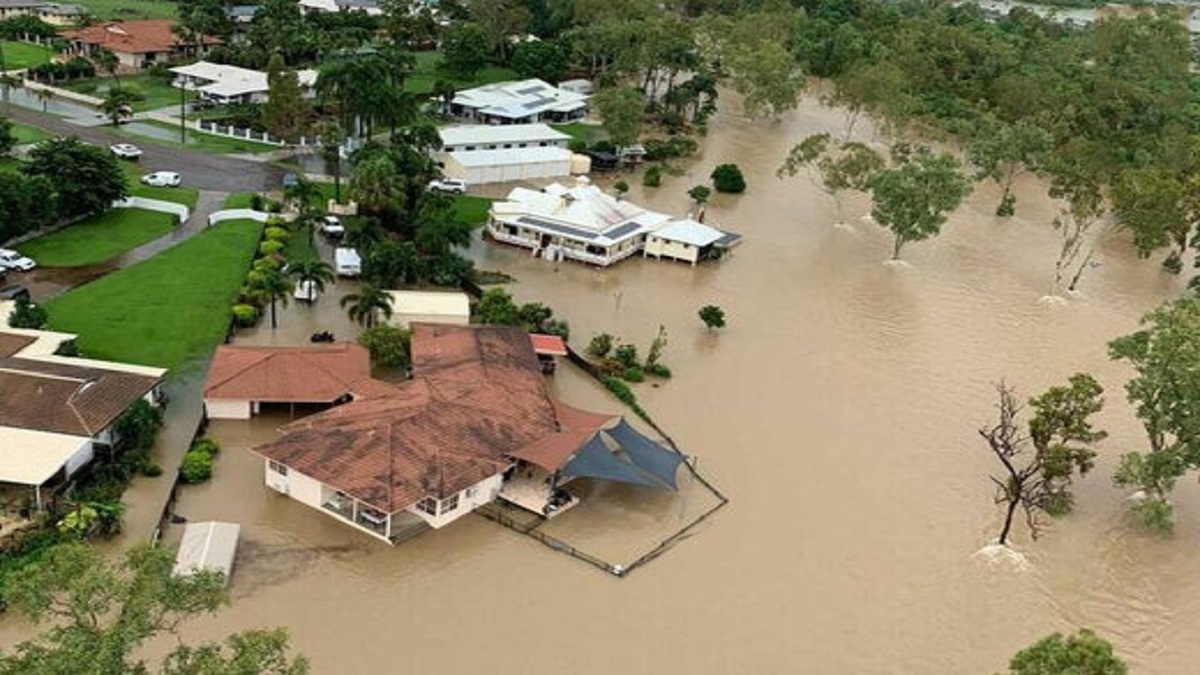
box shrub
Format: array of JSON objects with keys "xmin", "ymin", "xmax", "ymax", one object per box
[
  {"xmin": 53, "ymin": 338, "xmax": 80, "ymax": 357},
  {"xmin": 253, "ymin": 256, "xmax": 281, "ymax": 272},
  {"xmin": 357, "ymin": 324, "xmax": 412, "ymax": 370},
  {"xmin": 259, "ymin": 240, "xmax": 284, "ymax": 256},
  {"xmin": 643, "ymin": 166, "xmax": 662, "ymax": 187},
  {"xmin": 622, "ymin": 366, "xmax": 645, "ymax": 383},
  {"xmin": 141, "ymin": 463, "xmax": 163, "ymax": 477},
  {"xmin": 603, "ymin": 376, "xmax": 637, "ymax": 406},
  {"xmin": 568, "ymin": 139, "xmax": 588, "ymax": 153},
  {"xmin": 699, "ymin": 304, "xmax": 726, "ymax": 330},
  {"xmin": 179, "ymin": 450, "xmax": 213, "ymax": 484},
  {"xmin": 614, "ymin": 344, "xmax": 639, "ymax": 368},
  {"xmin": 114, "ymin": 399, "xmax": 163, "ymax": 452},
  {"xmin": 264, "ymin": 226, "xmax": 290, "ymax": 241},
  {"xmin": 190, "ymin": 437, "xmax": 221, "ymax": 457},
  {"xmin": 711, "ymin": 163, "xmax": 746, "ymax": 193},
  {"xmin": 643, "ymin": 136, "xmax": 697, "ymax": 161},
  {"xmin": 249, "ymin": 193, "xmax": 265, "ymax": 211},
  {"xmin": 587, "ymin": 333, "xmax": 614, "ymax": 358},
  {"xmin": 644, "ymin": 363, "xmax": 672, "ymax": 378},
  {"xmin": 231, "ymin": 303, "xmax": 259, "ymax": 327},
  {"xmin": 614, "ymin": 180, "xmax": 629, "ymax": 196},
  {"xmin": 8, "ymin": 298, "xmax": 47, "ymax": 329}
]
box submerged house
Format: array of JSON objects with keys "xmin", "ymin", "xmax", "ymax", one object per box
[
  {"xmin": 486, "ymin": 179, "xmax": 741, "ymax": 267},
  {"xmin": 250, "ymin": 324, "xmax": 683, "ymax": 544},
  {"xmin": 0, "ymin": 328, "xmax": 165, "ymax": 513}
]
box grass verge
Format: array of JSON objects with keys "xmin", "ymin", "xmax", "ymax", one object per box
[
  {"xmin": 0, "ymin": 41, "xmax": 52, "ymax": 70},
  {"xmin": 551, "ymin": 122, "xmax": 607, "ymax": 145},
  {"xmin": 20, "ymin": 208, "xmax": 176, "ymax": 267},
  {"xmin": 62, "ymin": 74, "xmax": 192, "ymax": 111},
  {"xmin": 120, "ymin": 119, "xmax": 280, "ymax": 155},
  {"xmin": 69, "ymin": 0, "xmax": 176, "ymax": 19},
  {"xmin": 120, "ymin": 162, "xmax": 199, "ymax": 207},
  {"xmin": 407, "ymin": 51, "xmax": 519, "ymax": 95},
  {"xmin": 46, "ymin": 219, "xmax": 264, "ymax": 368},
  {"xmin": 9, "ymin": 121, "xmax": 51, "ymax": 145}
]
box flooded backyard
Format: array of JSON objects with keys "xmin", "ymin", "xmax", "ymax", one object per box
[{"xmin": 5, "ymin": 95, "xmax": 1199, "ymax": 672}]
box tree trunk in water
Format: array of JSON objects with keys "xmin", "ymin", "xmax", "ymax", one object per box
[
  {"xmin": 892, "ymin": 235, "xmax": 904, "ymax": 260},
  {"xmin": 1067, "ymin": 246, "xmax": 1095, "ymax": 292},
  {"xmin": 998, "ymin": 496, "xmax": 1019, "ymax": 546},
  {"xmin": 270, "ymin": 298, "xmax": 278, "ymax": 329}
]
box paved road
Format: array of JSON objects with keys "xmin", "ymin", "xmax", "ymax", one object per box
[{"xmin": 5, "ymin": 106, "xmax": 285, "ymax": 192}]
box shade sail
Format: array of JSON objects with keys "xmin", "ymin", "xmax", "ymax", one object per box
[
  {"xmin": 561, "ymin": 435, "xmax": 665, "ymax": 488},
  {"xmin": 603, "ymin": 419, "xmax": 684, "ymax": 489},
  {"xmin": 509, "ymin": 429, "xmax": 593, "ymax": 472}
]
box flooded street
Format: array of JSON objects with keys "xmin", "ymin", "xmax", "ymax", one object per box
[{"xmin": 5, "ymin": 95, "xmax": 1198, "ymax": 672}]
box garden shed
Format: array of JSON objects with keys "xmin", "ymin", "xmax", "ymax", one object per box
[
  {"xmin": 441, "ymin": 147, "xmax": 574, "ymax": 185},
  {"xmin": 172, "ymin": 521, "xmax": 241, "ymax": 585},
  {"xmin": 386, "ymin": 291, "xmax": 471, "ymax": 329}
]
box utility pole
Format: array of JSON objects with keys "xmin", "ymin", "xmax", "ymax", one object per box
[{"xmin": 179, "ymin": 76, "xmax": 186, "ymax": 144}]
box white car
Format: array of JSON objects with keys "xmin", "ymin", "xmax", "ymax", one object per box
[
  {"xmin": 335, "ymin": 247, "xmax": 361, "ymax": 277},
  {"xmin": 110, "ymin": 143, "xmax": 142, "ymax": 160},
  {"xmin": 428, "ymin": 178, "xmax": 467, "ymax": 194},
  {"xmin": 141, "ymin": 171, "xmax": 182, "ymax": 187},
  {"xmin": 319, "ymin": 215, "xmax": 345, "ymax": 238},
  {"xmin": 0, "ymin": 249, "xmax": 37, "ymax": 272}
]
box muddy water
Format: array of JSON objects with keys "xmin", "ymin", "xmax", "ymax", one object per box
[{"xmin": 6, "ymin": 96, "xmax": 1198, "ymax": 672}]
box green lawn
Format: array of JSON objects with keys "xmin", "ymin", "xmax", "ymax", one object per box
[
  {"xmin": 9, "ymin": 121, "xmax": 51, "ymax": 145},
  {"xmin": 452, "ymin": 195, "xmax": 493, "ymax": 225},
  {"xmin": 223, "ymin": 192, "xmax": 257, "ymax": 209},
  {"xmin": 64, "ymin": 75, "xmax": 193, "ymax": 112},
  {"xmin": 45, "ymin": 219, "xmax": 264, "ymax": 368},
  {"xmin": 0, "ymin": 41, "xmax": 52, "ymax": 70},
  {"xmin": 407, "ymin": 51, "xmax": 520, "ymax": 95},
  {"xmin": 120, "ymin": 162, "xmax": 199, "ymax": 207},
  {"xmin": 128, "ymin": 119, "xmax": 280, "ymax": 155},
  {"xmin": 20, "ymin": 208, "xmax": 176, "ymax": 267},
  {"xmin": 551, "ymin": 122, "xmax": 607, "ymax": 145},
  {"xmin": 70, "ymin": 0, "xmax": 176, "ymax": 21}
]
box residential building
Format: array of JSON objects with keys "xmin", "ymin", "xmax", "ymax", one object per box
[
  {"xmin": 170, "ymin": 60, "xmax": 318, "ymax": 105},
  {"xmin": 61, "ymin": 20, "xmax": 220, "ymax": 72},
  {"xmin": 446, "ymin": 78, "xmax": 589, "ymax": 125},
  {"xmin": 0, "ymin": 0, "xmax": 41, "ymax": 21},
  {"xmin": 250, "ymin": 324, "xmax": 682, "ymax": 544},
  {"xmin": 384, "ymin": 290, "xmax": 470, "ymax": 329},
  {"xmin": 486, "ymin": 178, "xmax": 741, "ymax": 266},
  {"xmin": 0, "ymin": 328, "xmax": 165, "ymax": 514},
  {"xmin": 437, "ymin": 124, "xmax": 575, "ymax": 185}
]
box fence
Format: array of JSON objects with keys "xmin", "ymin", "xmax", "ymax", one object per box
[
  {"xmin": 113, "ymin": 197, "xmax": 191, "ymax": 223},
  {"xmin": 206, "ymin": 208, "xmax": 273, "ymax": 226},
  {"xmin": 22, "ymin": 79, "xmax": 102, "ymax": 107}
]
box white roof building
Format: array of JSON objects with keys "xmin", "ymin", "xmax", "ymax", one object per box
[
  {"xmin": 439, "ymin": 123, "xmax": 571, "ymax": 152},
  {"xmin": 385, "ymin": 291, "xmax": 471, "ymax": 329},
  {"xmin": 448, "ymin": 79, "xmax": 589, "ymax": 124},
  {"xmin": 171, "ymin": 61, "xmax": 318, "ymax": 104}
]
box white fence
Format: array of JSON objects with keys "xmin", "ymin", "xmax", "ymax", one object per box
[
  {"xmin": 113, "ymin": 197, "xmax": 191, "ymax": 222},
  {"xmin": 23, "ymin": 79, "xmax": 103, "ymax": 107},
  {"xmin": 206, "ymin": 209, "xmax": 277, "ymax": 226}
]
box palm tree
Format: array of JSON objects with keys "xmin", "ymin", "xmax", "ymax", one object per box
[
  {"xmin": 100, "ymin": 88, "xmax": 142, "ymax": 126},
  {"xmin": 34, "ymin": 86, "xmax": 53, "ymax": 113},
  {"xmin": 94, "ymin": 48, "xmax": 120, "ymax": 88},
  {"xmin": 287, "ymin": 257, "xmax": 335, "ymax": 303},
  {"xmin": 248, "ymin": 267, "xmax": 293, "ymax": 329},
  {"xmin": 340, "ymin": 284, "xmax": 393, "ymax": 328}
]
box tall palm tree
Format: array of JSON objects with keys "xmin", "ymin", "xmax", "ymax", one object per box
[
  {"xmin": 94, "ymin": 48, "xmax": 120, "ymax": 88},
  {"xmin": 340, "ymin": 284, "xmax": 393, "ymax": 328},
  {"xmin": 249, "ymin": 267, "xmax": 293, "ymax": 329},
  {"xmin": 287, "ymin": 257, "xmax": 335, "ymax": 303}
]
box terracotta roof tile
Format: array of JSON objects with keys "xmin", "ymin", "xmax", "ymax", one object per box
[
  {"xmin": 205, "ymin": 343, "xmax": 384, "ymax": 403},
  {"xmin": 0, "ymin": 334, "xmax": 35, "ymax": 358},
  {"xmin": 0, "ymin": 357, "xmax": 160, "ymax": 437},
  {"xmin": 62, "ymin": 20, "xmax": 220, "ymax": 55}
]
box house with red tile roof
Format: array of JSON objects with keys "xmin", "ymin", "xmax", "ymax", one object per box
[
  {"xmin": 248, "ymin": 324, "xmax": 684, "ymax": 543},
  {"xmin": 61, "ymin": 20, "xmax": 220, "ymax": 72}
]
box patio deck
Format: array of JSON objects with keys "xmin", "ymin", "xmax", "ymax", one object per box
[{"xmin": 498, "ymin": 472, "xmax": 578, "ymax": 519}]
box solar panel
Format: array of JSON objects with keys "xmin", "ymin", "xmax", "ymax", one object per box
[
  {"xmin": 517, "ymin": 85, "xmax": 547, "ymax": 95},
  {"xmin": 603, "ymin": 221, "xmax": 642, "ymax": 240},
  {"xmin": 521, "ymin": 97, "xmax": 554, "ymax": 110},
  {"xmin": 517, "ymin": 216, "xmax": 599, "ymax": 241}
]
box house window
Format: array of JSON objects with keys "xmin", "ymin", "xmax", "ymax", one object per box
[
  {"xmin": 518, "ymin": 143, "xmax": 527, "ymax": 148},
  {"xmin": 539, "ymin": 141, "xmax": 548, "ymax": 147},
  {"xmin": 464, "ymin": 145, "xmax": 475, "ymax": 151},
  {"xmin": 440, "ymin": 493, "xmax": 460, "ymax": 512},
  {"xmin": 417, "ymin": 497, "xmax": 438, "ymax": 515},
  {"xmin": 503, "ymin": 144, "xmax": 513, "ymax": 149},
  {"xmin": 268, "ymin": 461, "xmax": 288, "ymax": 476}
]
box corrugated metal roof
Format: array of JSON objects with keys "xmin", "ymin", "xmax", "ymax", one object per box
[{"xmin": 440, "ymin": 123, "xmax": 570, "ymax": 147}]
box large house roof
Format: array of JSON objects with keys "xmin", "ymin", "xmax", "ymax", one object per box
[
  {"xmin": 171, "ymin": 61, "xmax": 318, "ymax": 99},
  {"xmin": 204, "ymin": 342, "xmax": 391, "ymax": 403},
  {"xmin": 0, "ymin": 333, "xmax": 36, "ymax": 358},
  {"xmin": 490, "ymin": 180, "xmax": 671, "ymax": 245},
  {"xmin": 254, "ymin": 324, "xmax": 612, "ymax": 513},
  {"xmin": 63, "ymin": 20, "xmax": 220, "ymax": 54},
  {"xmin": 451, "ymin": 78, "xmax": 588, "ymax": 120},
  {"xmin": 440, "ymin": 123, "xmax": 570, "ymax": 148},
  {"xmin": 0, "ymin": 356, "xmax": 161, "ymax": 437}
]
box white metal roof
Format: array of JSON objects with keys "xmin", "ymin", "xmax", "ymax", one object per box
[
  {"xmin": 650, "ymin": 218, "xmax": 727, "ymax": 247},
  {"xmin": 440, "ymin": 123, "xmax": 570, "ymax": 148},
  {"xmin": 170, "ymin": 61, "xmax": 317, "ymax": 99},
  {"xmin": 444, "ymin": 146, "xmax": 572, "ymax": 169},
  {"xmin": 173, "ymin": 521, "xmax": 241, "ymax": 585},
  {"xmin": 490, "ymin": 180, "xmax": 673, "ymax": 245},
  {"xmin": 387, "ymin": 290, "xmax": 470, "ymax": 318},
  {"xmin": 0, "ymin": 427, "xmax": 89, "ymax": 485},
  {"xmin": 451, "ymin": 79, "xmax": 589, "ymax": 120}
]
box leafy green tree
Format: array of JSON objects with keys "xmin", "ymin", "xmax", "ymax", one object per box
[
  {"xmin": 509, "ymin": 39, "xmax": 567, "ymax": 83},
  {"xmin": 246, "ymin": 0, "xmax": 313, "ymax": 66},
  {"xmin": 113, "ymin": 399, "xmax": 163, "ymax": 452},
  {"xmin": 687, "ymin": 184, "xmax": 711, "ymax": 207},
  {"xmin": 0, "ymin": 116, "xmax": 14, "ymax": 157},
  {"xmin": 441, "ymin": 22, "xmax": 492, "ymax": 78},
  {"xmin": 587, "ymin": 333, "xmax": 614, "ymax": 358},
  {"xmin": 340, "ymin": 284, "xmax": 394, "ymax": 328},
  {"xmin": 363, "ymin": 239, "xmax": 422, "ymax": 288},
  {"xmin": 475, "ymin": 288, "xmax": 520, "ymax": 325},
  {"xmin": 1110, "ymin": 167, "xmax": 1194, "ymax": 273},
  {"xmin": 710, "ymin": 164, "xmax": 745, "ymax": 194},
  {"xmin": 99, "ymin": 87, "xmax": 142, "ymax": 127},
  {"xmin": 7, "ymin": 297, "xmax": 46, "ymax": 329},
  {"xmin": 161, "ymin": 628, "xmax": 307, "ymax": 675},
  {"xmin": 247, "ymin": 267, "xmax": 293, "ymax": 329},
  {"xmin": 593, "ymin": 86, "xmax": 644, "ymax": 148},
  {"xmin": 868, "ymin": 146, "xmax": 970, "ymax": 260},
  {"xmin": 1108, "ymin": 296, "xmax": 1200, "ymax": 533},
  {"xmin": 978, "ymin": 375, "xmax": 1107, "ymax": 546},
  {"xmin": 968, "ymin": 118, "xmax": 1053, "ymax": 217},
  {"xmin": 357, "ymin": 323, "xmax": 411, "ymax": 370},
  {"xmin": 698, "ymin": 304, "xmax": 725, "ymax": 331},
  {"xmin": 24, "ymin": 136, "xmax": 128, "ymax": 219},
  {"xmin": 1009, "ymin": 629, "xmax": 1126, "ymax": 675},
  {"xmin": 93, "ymin": 47, "xmax": 119, "ymax": 86},
  {"xmin": 0, "ymin": 543, "xmax": 307, "ymax": 673},
  {"xmin": 316, "ymin": 119, "xmax": 345, "ymax": 202},
  {"xmin": 778, "ymin": 134, "xmax": 883, "ymax": 225},
  {"xmin": 286, "ymin": 257, "xmax": 335, "ymax": 303},
  {"xmin": 349, "ymin": 152, "xmax": 402, "ymax": 222},
  {"xmin": 263, "ymin": 52, "xmax": 311, "ymax": 143},
  {"xmin": 1046, "ymin": 141, "xmax": 1106, "ymax": 294}
]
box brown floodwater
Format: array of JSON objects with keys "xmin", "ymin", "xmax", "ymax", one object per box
[{"xmin": 5, "ymin": 96, "xmax": 1198, "ymax": 673}]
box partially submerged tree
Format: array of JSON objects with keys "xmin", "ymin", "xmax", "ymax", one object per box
[
  {"xmin": 977, "ymin": 374, "xmax": 1106, "ymax": 546},
  {"xmin": 698, "ymin": 304, "xmax": 725, "ymax": 331},
  {"xmin": 593, "ymin": 86, "xmax": 644, "ymax": 149},
  {"xmin": 340, "ymin": 284, "xmax": 394, "ymax": 328},
  {"xmin": 1108, "ymin": 296, "xmax": 1200, "ymax": 533},
  {"xmin": 0, "ymin": 543, "xmax": 308, "ymax": 673},
  {"xmin": 778, "ymin": 133, "xmax": 883, "ymax": 226},
  {"xmin": 868, "ymin": 145, "xmax": 970, "ymax": 260},
  {"xmin": 968, "ymin": 118, "xmax": 1053, "ymax": 217},
  {"xmin": 1109, "ymin": 167, "xmax": 1196, "ymax": 274},
  {"xmin": 687, "ymin": 184, "xmax": 711, "ymax": 208},
  {"xmin": 1046, "ymin": 140, "xmax": 1107, "ymax": 294},
  {"xmin": 1008, "ymin": 629, "xmax": 1126, "ymax": 675}
]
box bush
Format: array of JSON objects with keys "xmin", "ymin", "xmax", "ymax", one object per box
[
  {"xmin": 259, "ymin": 240, "xmax": 284, "ymax": 256},
  {"xmin": 264, "ymin": 226, "xmax": 290, "ymax": 242},
  {"xmin": 568, "ymin": 139, "xmax": 588, "ymax": 153},
  {"xmin": 587, "ymin": 333, "xmax": 614, "ymax": 358},
  {"xmin": 231, "ymin": 303, "xmax": 259, "ymax": 327},
  {"xmin": 711, "ymin": 163, "xmax": 746, "ymax": 193},
  {"xmin": 179, "ymin": 450, "xmax": 213, "ymax": 484},
  {"xmin": 53, "ymin": 338, "xmax": 80, "ymax": 357},
  {"xmin": 357, "ymin": 324, "xmax": 412, "ymax": 370},
  {"xmin": 141, "ymin": 463, "xmax": 163, "ymax": 477},
  {"xmin": 8, "ymin": 298, "xmax": 47, "ymax": 329},
  {"xmin": 249, "ymin": 193, "xmax": 265, "ymax": 211},
  {"xmin": 644, "ymin": 362, "xmax": 672, "ymax": 378},
  {"xmin": 643, "ymin": 136, "xmax": 697, "ymax": 161},
  {"xmin": 114, "ymin": 399, "xmax": 163, "ymax": 452},
  {"xmin": 614, "ymin": 343, "xmax": 639, "ymax": 368},
  {"xmin": 643, "ymin": 166, "xmax": 662, "ymax": 187},
  {"xmin": 252, "ymin": 256, "xmax": 282, "ymax": 272},
  {"xmin": 190, "ymin": 437, "xmax": 221, "ymax": 457},
  {"xmin": 603, "ymin": 376, "xmax": 637, "ymax": 406},
  {"xmin": 622, "ymin": 366, "xmax": 645, "ymax": 383},
  {"xmin": 614, "ymin": 180, "xmax": 629, "ymax": 196}
]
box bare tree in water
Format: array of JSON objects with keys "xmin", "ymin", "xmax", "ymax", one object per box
[{"xmin": 978, "ymin": 375, "xmax": 1107, "ymax": 546}]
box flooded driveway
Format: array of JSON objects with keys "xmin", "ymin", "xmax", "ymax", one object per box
[{"xmin": 4, "ymin": 96, "xmax": 1195, "ymax": 673}]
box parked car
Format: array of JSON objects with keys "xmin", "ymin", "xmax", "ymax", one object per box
[
  {"xmin": 428, "ymin": 178, "xmax": 467, "ymax": 194},
  {"xmin": 141, "ymin": 171, "xmax": 182, "ymax": 187},
  {"xmin": 335, "ymin": 247, "xmax": 361, "ymax": 277},
  {"xmin": 0, "ymin": 285, "xmax": 30, "ymax": 302},
  {"xmin": 0, "ymin": 249, "xmax": 36, "ymax": 272},
  {"xmin": 110, "ymin": 143, "xmax": 143, "ymax": 160},
  {"xmin": 294, "ymin": 280, "xmax": 320, "ymax": 302},
  {"xmin": 319, "ymin": 215, "xmax": 345, "ymax": 238}
]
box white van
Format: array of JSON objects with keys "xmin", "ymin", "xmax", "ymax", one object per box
[{"xmin": 335, "ymin": 247, "xmax": 361, "ymax": 277}]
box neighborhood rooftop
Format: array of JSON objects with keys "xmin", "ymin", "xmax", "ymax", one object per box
[
  {"xmin": 0, "ymin": 357, "xmax": 161, "ymax": 437},
  {"xmin": 439, "ymin": 123, "xmax": 571, "ymax": 148},
  {"xmin": 450, "ymin": 78, "xmax": 589, "ymax": 121},
  {"xmin": 204, "ymin": 342, "xmax": 393, "ymax": 404},
  {"xmin": 63, "ymin": 20, "xmax": 221, "ymax": 54},
  {"xmin": 171, "ymin": 61, "xmax": 318, "ymax": 100}
]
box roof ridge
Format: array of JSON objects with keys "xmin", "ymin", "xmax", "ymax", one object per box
[{"xmin": 204, "ymin": 349, "xmax": 273, "ymax": 393}]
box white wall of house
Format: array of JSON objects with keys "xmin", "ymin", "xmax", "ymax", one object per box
[
  {"xmin": 63, "ymin": 440, "xmax": 94, "ymax": 477},
  {"xmin": 206, "ymin": 398, "xmax": 252, "ymax": 420},
  {"xmin": 644, "ymin": 235, "xmax": 700, "ymax": 264},
  {"xmin": 407, "ymin": 473, "xmax": 503, "ymax": 529},
  {"xmin": 263, "ymin": 459, "xmax": 324, "ymax": 507}
]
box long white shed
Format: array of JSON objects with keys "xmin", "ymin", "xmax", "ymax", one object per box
[
  {"xmin": 440, "ymin": 147, "xmax": 574, "ymax": 185},
  {"xmin": 173, "ymin": 521, "xmax": 241, "ymax": 585}
]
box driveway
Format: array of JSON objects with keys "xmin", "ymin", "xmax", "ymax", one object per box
[{"xmin": 4, "ymin": 106, "xmax": 286, "ymax": 192}]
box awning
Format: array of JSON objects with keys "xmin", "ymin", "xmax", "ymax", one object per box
[
  {"xmin": 560, "ymin": 434, "xmax": 665, "ymax": 488},
  {"xmin": 173, "ymin": 521, "xmax": 241, "ymax": 585},
  {"xmin": 530, "ymin": 334, "xmax": 568, "ymax": 356},
  {"xmin": 0, "ymin": 427, "xmax": 90, "ymax": 485},
  {"xmin": 603, "ymin": 419, "xmax": 685, "ymax": 489}
]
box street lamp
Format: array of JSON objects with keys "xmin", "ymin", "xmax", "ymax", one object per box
[{"xmin": 179, "ymin": 76, "xmax": 186, "ymax": 144}]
